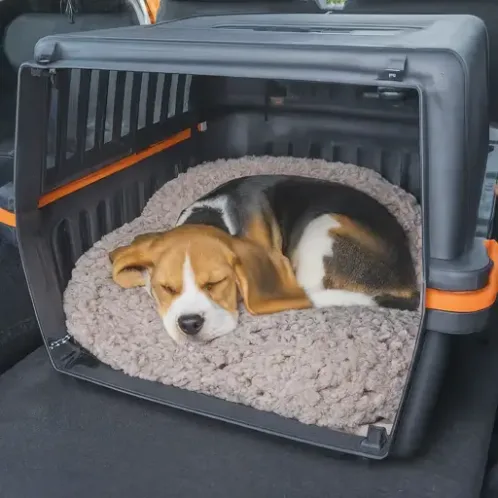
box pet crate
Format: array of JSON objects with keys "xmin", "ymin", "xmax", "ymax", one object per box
[{"xmin": 6, "ymin": 13, "xmax": 493, "ymax": 459}]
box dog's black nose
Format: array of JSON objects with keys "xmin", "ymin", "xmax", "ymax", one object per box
[{"xmin": 178, "ymin": 314, "xmax": 205, "ymax": 335}]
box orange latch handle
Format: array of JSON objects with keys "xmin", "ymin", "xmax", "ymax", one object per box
[{"xmin": 426, "ymin": 239, "xmax": 498, "ymax": 313}]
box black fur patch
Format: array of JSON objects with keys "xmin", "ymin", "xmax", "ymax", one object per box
[{"xmin": 374, "ymin": 292, "xmax": 420, "ymax": 311}]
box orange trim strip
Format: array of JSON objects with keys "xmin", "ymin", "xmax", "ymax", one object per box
[
  {"xmin": 38, "ymin": 128, "xmax": 191, "ymax": 208},
  {"xmin": 0, "ymin": 128, "xmax": 190, "ymax": 228},
  {"xmin": 426, "ymin": 239, "xmax": 498, "ymax": 313},
  {"xmin": 0, "ymin": 208, "xmax": 16, "ymax": 227}
]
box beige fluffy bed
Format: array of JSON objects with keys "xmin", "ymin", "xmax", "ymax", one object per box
[{"xmin": 64, "ymin": 156, "xmax": 422, "ymax": 435}]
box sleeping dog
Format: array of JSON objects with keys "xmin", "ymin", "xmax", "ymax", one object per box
[{"xmin": 110, "ymin": 175, "xmax": 419, "ymax": 344}]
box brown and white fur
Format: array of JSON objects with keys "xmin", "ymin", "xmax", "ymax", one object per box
[{"xmin": 110, "ymin": 175, "xmax": 419, "ymax": 344}]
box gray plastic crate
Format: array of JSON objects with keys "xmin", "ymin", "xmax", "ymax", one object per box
[{"xmin": 10, "ymin": 13, "xmax": 491, "ymax": 459}]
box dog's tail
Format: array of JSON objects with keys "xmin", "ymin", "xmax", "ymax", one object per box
[{"xmin": 374, "ymin": 290, "xmax": 420, "ymax": 311}]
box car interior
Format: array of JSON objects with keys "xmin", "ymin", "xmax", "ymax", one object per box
[{"xmin": 1, "ymin": 1, "xmax": 498, "ymax": 497}]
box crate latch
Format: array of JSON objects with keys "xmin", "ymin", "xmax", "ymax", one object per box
[
  {"xmin": 36, "ymin": 40, "xmax": 59, "ymax": 65},
  {"xmin": 378, "ymin": 57, "xmax": 407, "ymax": 82},
  {"xmin": 360, "ymin": 425, "xmax": 388, "ymax": 453}
]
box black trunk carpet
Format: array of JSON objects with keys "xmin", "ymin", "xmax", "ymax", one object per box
[
  {"xmin": 0, "ymin": 331, "xmax": 497, "ymax": 498},
  {"xmin": 0, "ymin": 238, "xmax": 41, "ymax": 373}
]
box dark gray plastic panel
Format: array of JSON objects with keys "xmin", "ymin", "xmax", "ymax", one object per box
[
  {"xmin": 476, "ymin": 126, "xmax": 498, "ymax": 238},
  {"xmin": 426, "ymin": 308, "xmax": 491, "ymax": 335}
]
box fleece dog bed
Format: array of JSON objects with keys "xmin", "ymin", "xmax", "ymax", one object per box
[{"xmin": 64, "ymin": 156, "xmax": 422, "ymax": 435}]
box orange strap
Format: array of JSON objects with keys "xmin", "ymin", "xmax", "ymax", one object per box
[{"xmin": 426, "ymin": 239, "xmax": 498, "ymax": 313}]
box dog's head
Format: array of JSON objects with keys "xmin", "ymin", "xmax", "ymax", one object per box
[{"xmin": 109, "ymin": 224, "xmax": 310, "ymax": 344}]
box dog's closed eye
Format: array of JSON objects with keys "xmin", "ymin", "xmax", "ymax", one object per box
[
  {"xmin": 122, "ymin": 265, "xmax": 145, "ymax": 273},
  {"xmin": 162, "ymin": 285, "xmax": 179, "ymax": 296},
  {"xmin": 203, "ymin": 278, "xmax": 227, "ymax": 292}
]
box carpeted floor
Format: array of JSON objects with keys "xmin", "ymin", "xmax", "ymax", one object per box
[{"xmin": 1, "ymin": 330, "xmax": 497, "ymax": 498}]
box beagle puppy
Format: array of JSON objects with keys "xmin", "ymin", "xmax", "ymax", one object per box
[{"xmin": 110, "ymin": 175, "xmax": 419, "ymax": 344}]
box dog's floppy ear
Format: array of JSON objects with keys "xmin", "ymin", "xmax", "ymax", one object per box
[
  {"xmin": 109, "ymin": 232, "xmax": 164, "ymax": 289},
  {"xmin": 231, "ymin": 238, "xmax": 312, "ymax": 315}
]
